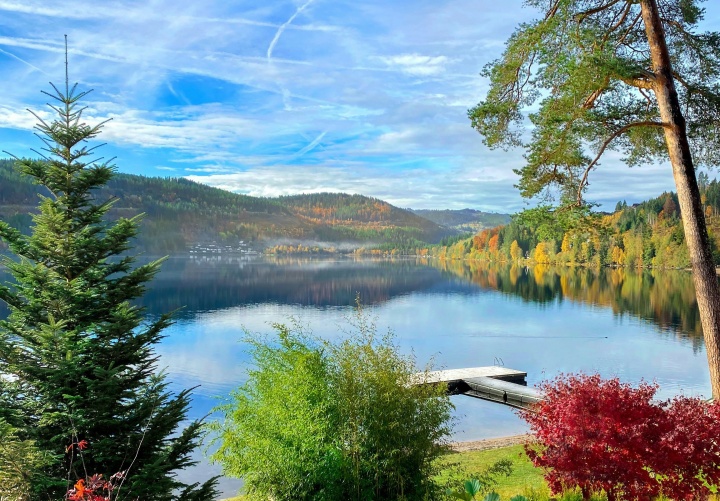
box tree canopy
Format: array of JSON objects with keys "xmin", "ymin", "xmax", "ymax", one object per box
[{"xmin": 470, "ymin": 0, "xmax": 720, "ymax": 205}]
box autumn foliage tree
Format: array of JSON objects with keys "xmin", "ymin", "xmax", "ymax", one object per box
[
  {"xmin": 510, "ymin": 240, "xmax": 523, "ymax": 260},
  {"xmin": 0, "ymin": 52, "xmax": 217, "ymax": 499},
  {"xmin": 521, "ymin": 374, "xmax": 720, "ymax": 501}
]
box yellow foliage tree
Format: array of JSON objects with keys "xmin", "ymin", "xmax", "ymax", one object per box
[
  {"xmin": 510, "ymin": 240, "xmax": 523, "ymax": 261},
  {"xmin": 561, "ymin": 233, "xmax": 571, "ymax": 253},
  {"xmin": 611, "ymin": 245, "xmax": 626, "ymax": 265},
  {"xmin": 534, "ymin": 242, "xmax": 550, "ymax": 264}
]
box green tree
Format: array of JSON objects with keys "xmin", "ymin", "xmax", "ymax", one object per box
[
  {"xmin": 211, "ymin": 311, "xmax": 453, "ymax": 501},
  {"xmin": 469, "ymin": 0, "xmax": 720, "ymax": 398},
  {"xmin": 0, "ymin": 58, "xmax": 217, "ymax": 499}
]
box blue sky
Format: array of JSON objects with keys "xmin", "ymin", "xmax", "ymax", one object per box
[{"xmin": 0, "ymin": 0, "xmax": 718, "ymax": 212}]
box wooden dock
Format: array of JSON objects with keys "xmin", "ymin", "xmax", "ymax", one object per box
[{"xmin": 418, "ymin": 366, "xmax": 543, "ymax": 410}]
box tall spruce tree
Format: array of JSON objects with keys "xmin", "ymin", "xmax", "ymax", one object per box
[{"xmin": 0, "ymin": 52, "xmax": 218, "ymax": 499}]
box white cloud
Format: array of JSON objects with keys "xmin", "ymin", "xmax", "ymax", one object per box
[
  {"xmin": 379, "ymin": 53, "xmax": 450, "ymax": 75},
  {"xmin": 185, "ymin": 162, "xmax": 525, "ymax": 212},
  {"xmin": 82, "ymin": 105, "xmax": 271, "ymax": 152},
  {"xmin": 0, "ymin": 104, "xmax": 51, "ymax": 130}
]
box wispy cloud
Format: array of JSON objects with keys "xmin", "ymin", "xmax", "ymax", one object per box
[
  {"xmin": 0, "ymin": 0, "xmax": 716, "ymax": 211},
  {"xmin": 295, "ymin": 131, "xmax": 326, "ymax": 157},
  {"xmin": 266, "ymin": 0, "xmax": 318, "ymax": 111},
  {"xmin": 267, "ymin": 0, "xmax": 317, "ymax": 59}
]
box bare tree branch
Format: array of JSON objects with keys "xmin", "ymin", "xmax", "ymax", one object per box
[
  {"xmin": 601, "ymin": 0, "xmax": 634, "ymax": 46},
  {"xmin": 616, "ymin": 12, "xmax": 643, "ymax": 48},
  {"xmin": 544, "ymin": 0, "xmax": 561, "ymax": 20}
]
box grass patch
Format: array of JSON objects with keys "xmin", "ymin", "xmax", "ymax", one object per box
[
  {"xmin": 437, "ymin": 444, "xmax": 547, "ymax": 499},
  {"xmin": 220, "ymin": 444, "xmax": 547, "ymax": 501}
]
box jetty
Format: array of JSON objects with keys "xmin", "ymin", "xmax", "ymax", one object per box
[{"xmin": 419, "ymin": 366, "xmax": 543, "ymax": 410}]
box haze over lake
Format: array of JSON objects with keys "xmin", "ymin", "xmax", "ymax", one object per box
[{"xmin": 1, "ymin": 256, "xmax": 710, "ymax": 496}]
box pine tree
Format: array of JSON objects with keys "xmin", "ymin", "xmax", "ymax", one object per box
[
  {"xmin": 470, "ymin": 0, "xmax": 720, "ymax": 399},
  {"xmin": 0, "ymin": 49, "xmax": 217, "ymax": 500}
]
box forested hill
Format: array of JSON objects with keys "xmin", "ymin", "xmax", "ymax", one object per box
[
  {"xmin": 279, "ymin": 193, "xmax": 449, "ymax": 243},
  {"xmin": 411, "ymin": 208, "xmax": 511, "ymax": 232},
  {"xmin": 0, "ymin": 159, "xmax": 452, "ymax": 253},
  {"xmin": 429, "ymin": 176, "xmax": 720, "ymax": 269}
]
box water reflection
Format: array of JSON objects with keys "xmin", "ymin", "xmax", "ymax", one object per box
[
  {"xmin": 1, "ymin": 257, "xmax": 704, "ymax": 346},
  {"xmin": 430, "ymin": 260, "xmax": 703, "ymax": 348},
  {"xmin": 143, "ymin": 255, "xmax": 445, "ymax": 318}
]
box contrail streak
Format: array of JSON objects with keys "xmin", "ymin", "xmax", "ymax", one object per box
[
  {"xmin": 267, "ymin": 0, "xmax": 316, "ymax": 60},
  {"xmin": 0, "ymin": 47, "xmax": 47, "ymax": 74},
  {"xmin": 296, "ymin": 131, "xmax": 327, "ymax": 156}
]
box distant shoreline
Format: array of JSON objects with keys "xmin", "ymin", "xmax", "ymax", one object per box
[{"xmin": 450, "ymin": 434, "xmax": 533, "ymax": 452}]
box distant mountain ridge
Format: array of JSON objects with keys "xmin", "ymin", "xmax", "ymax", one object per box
[
  {"xmin": 411, "ymin": 208, "xmax": 511, "ymax": 233},
  {"xmin": 0, "ymin": 159, "xmax": 458, "ymax": 253}
]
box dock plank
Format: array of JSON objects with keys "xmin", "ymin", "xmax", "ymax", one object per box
[{"xmin": 423, "ymin": 366, "xmax": 527, "ymax": 384}]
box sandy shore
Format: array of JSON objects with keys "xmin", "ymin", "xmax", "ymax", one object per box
[{"xmin": 450, "ymin": 434, "xmax": 534, "ymax": 452}]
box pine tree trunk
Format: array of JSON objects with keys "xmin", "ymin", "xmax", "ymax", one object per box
[{"xmin": 641, "ymin": 0, "xmax": 720, "ymax": 400}]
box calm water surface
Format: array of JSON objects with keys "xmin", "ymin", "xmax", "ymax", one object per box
[{"xmin": 1, "ymin": 256, "xmax": 712, "ymax": 496}]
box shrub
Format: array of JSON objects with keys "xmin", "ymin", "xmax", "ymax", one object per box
[
  {"xmin": 520, "ymin": 374, "xmax": 720, "ymax": 501},
  {"xmin": 211, "ymin": 309, "xmax": 453, "ymax": 501},
  {"xmin": 656, "ymin": 395, "xmax": 720, "ymax": 500},
  {"xmin": 0, "ymin": 418, "xmax": 49, "ymax": 501}
]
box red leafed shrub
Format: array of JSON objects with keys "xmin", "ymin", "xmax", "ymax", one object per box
[
  {"xmin": 64, "ymin": 439, "xmax": 127, "ymax": 501},
  {"xmin": 520, "ymin": 374, "xmax": 720, "ymax": 501},
  {"xmin": 66, "ymin": 471, "xmax": 127, "ymax": 501},
  {"xmin": 657, "ymin": 395, "xmax": 720, "ymax": 500}
]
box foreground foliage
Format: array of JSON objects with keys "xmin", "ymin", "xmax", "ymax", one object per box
[
  {"xmin": 0, "ymin": 63, "xmax": 217, "ymax": 498},
  {"xmin": 521, "ymin": 374, "xmax": 720, "ymax": 501},
  {"xmin": 0, "ymin": 418, "xmax": 49, "ymax": 501},
  {"xmin": 211, "ymin": 310, "xmax": 453, "ymax": 501}
]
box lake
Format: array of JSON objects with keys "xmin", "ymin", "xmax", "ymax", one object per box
[{"xmin": 0, "ymin": 255, "xmax": 712, "ymax": 497}]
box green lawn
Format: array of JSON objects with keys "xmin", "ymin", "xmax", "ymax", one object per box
[
  {"xmin": 437, "ymin": 445, "xmax": 547, "ymax": 499},
  {"xmin": 220, "ymin": 444, "xmax": 547, "ymax": 501}
]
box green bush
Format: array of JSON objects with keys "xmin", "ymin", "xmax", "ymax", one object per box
[
  {"xmin": 0, "ymin": 418, "xmax": 49, "ymax": 501},
  {"xmin": 211, "ymin": 308, "xmax": 454, "ymax": 501}
]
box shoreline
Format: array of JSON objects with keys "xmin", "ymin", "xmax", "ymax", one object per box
[{"xmin": 450, "ymin": 434, "xmax": 533, "ymax": 452}]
